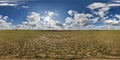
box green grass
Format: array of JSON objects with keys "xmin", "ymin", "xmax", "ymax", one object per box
[{"xmin": 0, "ymin": 30, "xmax": 120, "ymax": 60}]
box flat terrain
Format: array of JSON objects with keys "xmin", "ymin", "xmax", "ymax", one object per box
[{"xmin": 0, "ymin": 30, "xmax": 120, "ymax": 60}]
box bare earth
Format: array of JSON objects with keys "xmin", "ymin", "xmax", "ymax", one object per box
[{"xmin": 0, "ymin": 30, "xmax": 120, "ymax": 60}]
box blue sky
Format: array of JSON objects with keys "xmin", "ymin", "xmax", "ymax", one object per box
[{"xmin": 0, "ymin": 0, "xmax": 120, "ymax": 30}]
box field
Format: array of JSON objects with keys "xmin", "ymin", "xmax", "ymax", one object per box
[{"xmin": 0, "ymin": 30, "xmax": 120, "ymax": 60}]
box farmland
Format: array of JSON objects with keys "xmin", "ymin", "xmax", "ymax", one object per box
[{"xmin": 0, "ymin": 30, "xmax": 120, "ymax": 60}]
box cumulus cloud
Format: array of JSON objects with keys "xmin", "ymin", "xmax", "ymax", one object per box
[
  {"xmin": 64, "ymin": 9, "xmax": 119, "ymax": 30},
  {"xmin": 92, "ymin": 17, "xmax": 99, "ymax": 23},
  {"xmin": 87, "ymin": 2, "xmax": 120, "ymax": 18},
  {"xmin": 84, "ymin": 2, "xmax": 120, "ymax": 30},
  {"xmin": 115, "ymin": 14, "xmax": 120, "ymax": 19},
  {"xmin": 65, "ymin": 17, "xmax": 73, "ymax": 24},
  {"xmin": 62, "ymin": 1, "xmax": 120, "ymax": 30},
  {"xmin": 103, "ymin": 20, "xmax": 120, "ymax": 25},
  {"xmin": 1, "ymin": 0, "xmax": 120, "ymax": 30},
  {"xmin": 42, "ymin": 11, "xmax": 63, "ymax": 30},
  {"xmin": 1, "ymin": 10, "xmax": 120, "ymax": 30},
  {"xmin": 85, "ymin": 25, "xmax": 103, "ymax": 30},
  {"xmin": 85, "ymin": 25, "xmax": 120, "ymax": 30},
  {"xmin": 87, "ymin": 2, "xmax": 110, "ymax": 18},
  {"xmin": 0, "ymin": 15, "xmax": 12, "ymax": 29},
  {"xmin": 63, "ymin": 10, "xmax": 94, "ymax": 30},
  {"xmin": 15, "ymin": 12, "xmax": 41, "ymax": 30},
  {"xmin": 68, "ymin": 10, "xmax": 76, "ymax": 16},
  {"xmin": 15, "ymin": 11, "xmax": 62, "ymax": 30}
]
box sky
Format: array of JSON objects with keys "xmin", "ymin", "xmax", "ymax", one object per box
[{"xmin": 1, "ymin": 0, "xmax": 120, "ymax": 30}]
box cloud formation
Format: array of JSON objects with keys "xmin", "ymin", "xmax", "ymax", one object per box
[
  {"xmin": 103, "ymin": 20, "xmax": 120, "ymax": 25},
  {"xmin": 14, "ymin": 11, "xmax": 62, "ymax": 30},
  {"xmin": 21, "ymin": 6, "xmax": 29, "ymax": 8},
  {"xmin": 0, "ymin": 15, "xmax": 12, "ymax": 30},
  {"xmin": 85, "ymin": 1, "xmax": 120, "ymax": 30},
  {"xmin": 1, "ymin": 0, "xmax": 120, "ymax": 30},
  {"xmin": 0, "ymin": 0, "xmax": 33, "ymax": 7},
  {"xmin": 63, "ymin": 10, "xmax": 93, "ymax": 30}
]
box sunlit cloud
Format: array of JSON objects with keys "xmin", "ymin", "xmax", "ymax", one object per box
[
  {"xmin": 0, "ymin": 0, "xmax": 34, "ymax": 7},
  {"xmin": 1, "ymin": 0, "xmax": 120, "ymax": 30}
]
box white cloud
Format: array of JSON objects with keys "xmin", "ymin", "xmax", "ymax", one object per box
[
  {"xmin": 87, "ymin": 2, "xmax": 120, "ymax": 10},
  {"xmin": 0, "ymin": 15, "xmax": 12, "ymax": 30},
  {"xmin": 92, "ymin": 17, "xmax": 99, "ymax": 23},
  {"xmin": 108, "ymin": 4, "xmax": 120, "ymax": 7},
  {"xmin": 63, "ymin": 2, "xmax": 120, "ymax": 30},
  {"xmin": 21, "ymin": 6, "xmax": 29, "ymax": 8},
  {"xmin": 0, "ymin": 0, "xmax": 34, "ymax": 2},
  {"xmin": 64, "ymin": 10, "xmax": 94, "ymax": 29},
  {"xmin": 86, "ymin": 2, "xmax": 120, "ymax": 28},
  {"xmin": 99, "ymin": 25, "xmax": 120, "ymax": 30},
  {"xmin": 86, "ymin": 25, "xmax": 98, "ymax": 30},
  {"xmin": 15, "ymin": 12, "xmax": 41, "ymax": 30},
  {"xmin": 85, "ymin": 25, "xmax": 120, "ymax": 30},
  {"xmin": 1, "ymin": 10, "xmax": 120, "ymax": 30},
  {"xmin": 65, "ymin": 1, "xmax": 120, "ymax": 30},
  {"xmin": 15, "ymin": 11, "xmax": 62, "ymax": 30},
  {"xmin": 2, "ymin": 0, "xmax": 120, "ymax": 30},
  {"xmin": 103, "ymin": 20, "xmax": 120, "ymax": 25},
  {"xmin": 0, "ymin": 0, "xmax": 33, "ymax": 7},
  {"xmin": 87, "ymin": 3, "xmax": 107, "ymax": 10},
  {"xmin": 42, "ymin": 11, "xmax": 62, "ymax": 30},
  {"xmin": 114, "ymin": 1, "xmax": 120, "ymax": 2},
  {"xmin": 87, "ymin": 3, "xmax": 110, "ymax": 18},
  {"xmin": 112, "ymin": 0, "xmax": 120, "ymax": 3},
  {"xmin": 0, "ymin": 3, "xmax": 18, "ymax": 6},
  {"xmin": 27, "ymin": 12, "xmax": 40, "ymax": 24},
  {"xmin": 68, "ymin": 10, "xmax": 76, "ymax": 16},
  {"xmin": 87, "ymin": 2, "xmax": 120, "ymax": 11},
  {"xmin": 3, "ymin": 16, "xmax": 8, "ymax": 20},
  {"xmin": 0, "ymin": 0, "xmax": 18, "ymax": 7},
  {"xmin": 115, "ymin": 14, "xmax": 120, "ymax": 19},
  {"xmin": 65, "ymin": 17, "xmax": 73, "ymax": 23},
  {"xmin": 47, "ymin": 11, "xmax": 58, "ymax": 16},
  {"xmin": 86, "ymin": 2, "xmax": 120, "ymax": 30},
  {"xmin": 87, "ymin": 2, "xmax": 120, "ymax": 20}
]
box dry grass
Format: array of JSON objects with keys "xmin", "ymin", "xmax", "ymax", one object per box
[{"xmin": 0, "ymin": 30, "xmax": 120, "ymax": 60}]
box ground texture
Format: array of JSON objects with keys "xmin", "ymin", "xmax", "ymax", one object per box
[{"xmin": 0, "ymin": 30, "xmax": 120, "ymax": 60}]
